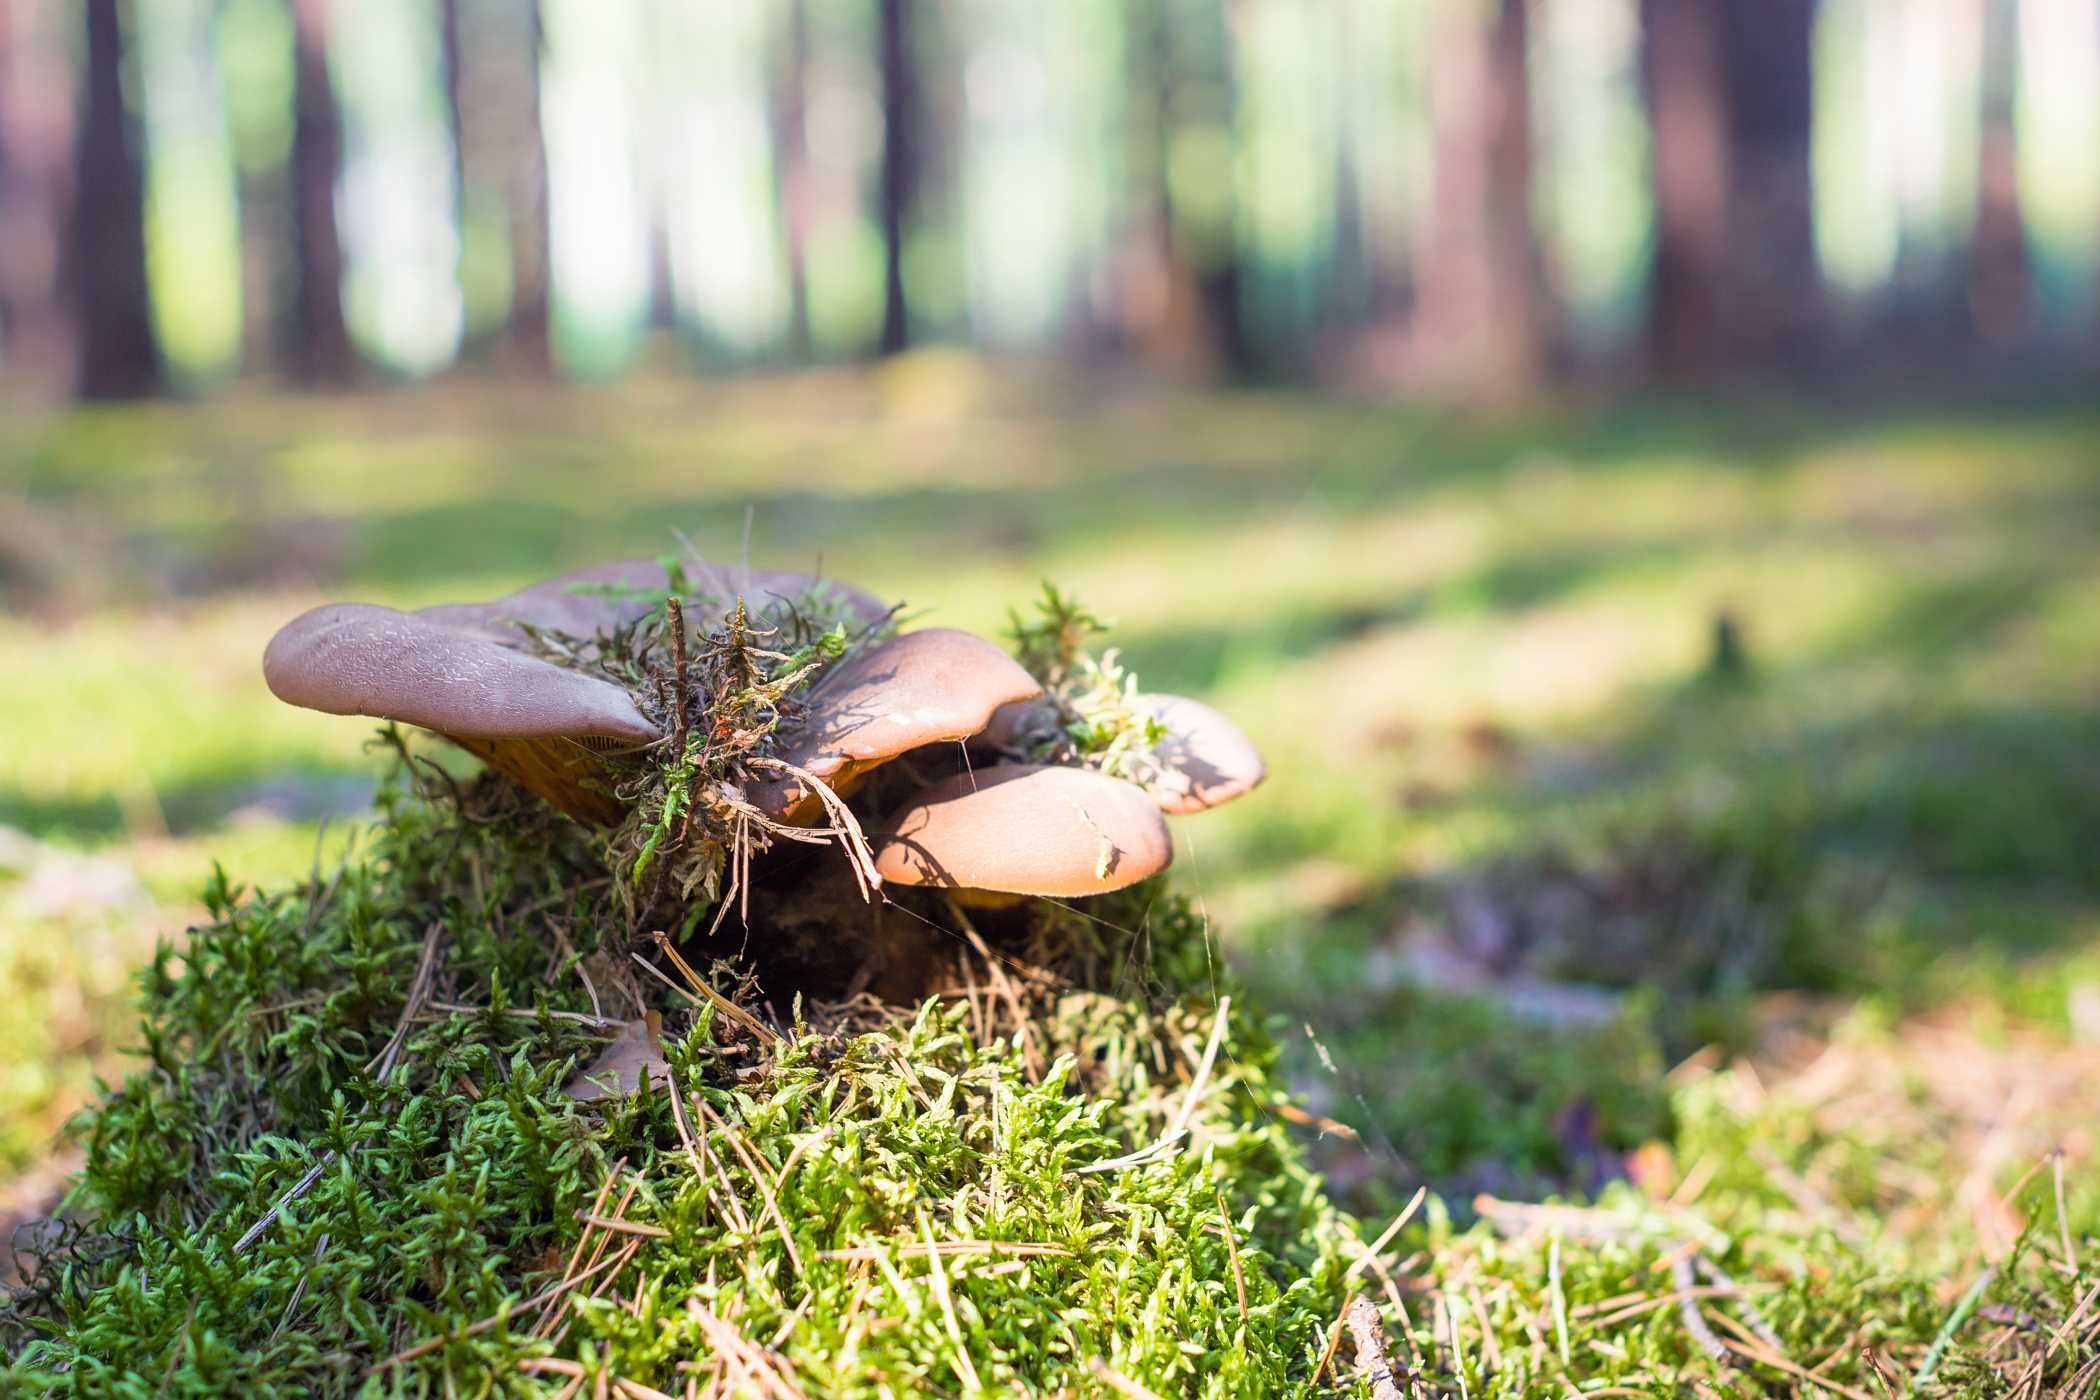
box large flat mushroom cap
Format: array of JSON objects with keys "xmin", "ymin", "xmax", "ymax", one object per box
[
  {"xmin": 417, "ymin": 559, "xmax": 889, "ymax": 647},
  {"xmin": 264, "ymin": 602, "xmax": 660, "ymax": 745},
  {"xmin": 754, "ymin": 628, "xmax": 1043, "ymax": 821},
  {"xmin": 1140, "ymin": 693, "xmax": 1267, "ymax": 814},
  {"xmin": 873, "ymin": 763, "xmax": 1172, "ymax": 897}
]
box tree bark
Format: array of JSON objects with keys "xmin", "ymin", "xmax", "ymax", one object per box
[
  {"xmin": 876, "ymin": 0, "xmax": 914, "ymax": 355},
  {"xmin": 0, "ymin": 0, "xmax": 79, "ymax": 395},
  {"xmin": 1639, "ymin": 0, "xmax": 1728, "ymax": 379},
  {"xmin": 1413, "ymin": 0, "xmax": 1550, "ymax": 400},
  {"xmin": 1968, "ymin": 0, "xmax": 2026, "ymax": 345},
  {"xmin": 72, "ymin": 0, "xmax": 158, "ymax": 399},
  {"xmin": 288, "ymin": 0, "xmax": 354, "ymax": 382}
]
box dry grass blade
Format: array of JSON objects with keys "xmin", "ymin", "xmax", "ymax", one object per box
[
  {"xmin": 645, "ymin": 932, "xmax": 781, "ymax": 1042},
  {"xmin": 1348, "ymin": 1185, "xmax": 1428, "ymax": 1283},
  {"xmin": 694, "ymin": 1095, "xmax": 805, "ymax": 1277},
  {"xmin": 744, "ymin": 755, "xmax": 882, "ymax": 900},
  {"xmin": 577, "ymin": 1213, "xmax": 671, "ymax": 1238},
  {"xmin": 814, "ymin": 1239, "xmax": 1072, "ymax": 1262},
  {"xmin": 372, "ymin": 1246, "xmax": 635, "ymax": 1371}
]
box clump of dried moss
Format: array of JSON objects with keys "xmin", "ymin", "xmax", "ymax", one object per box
[{"xmin": 0, "ymin": 737, "xmax": 1359, "ymax": 1395}]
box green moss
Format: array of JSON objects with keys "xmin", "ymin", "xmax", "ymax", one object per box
[{"xmin": 2, "ymin": 764, "xmax": 1358, "ymax": 1396}]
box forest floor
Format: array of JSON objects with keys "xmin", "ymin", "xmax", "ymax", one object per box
[{"xmin": 3, "ymin": 364, "xmax": 2098, "ymax": 1392}]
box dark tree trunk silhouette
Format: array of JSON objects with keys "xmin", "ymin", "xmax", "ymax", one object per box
[
  {"xmin": 1114, "ymin": 0, "xmax": 1245, "ymax": 376},
  {"xmin": 1413, "ymin": 0, "xmax": 1549, "ymax": 400},
  {"xmin": 440, "ymin": 0, "xmax": 550, "ymax": 370},
  {"xmin": 1717, "ymin": 0, "xmax": 1819, "ymax": 371},
  {"xmin": 1640, "ymin": 0, "xmax": 1728, "ymax": 379},
  {"xmin": 72, "ymin": 0, "xmax": 158, "ymax": 399},
  {"xmin": 0, "ymin": 0, "xmax": 79, "ymax": 393},
  {"xmin": 876, "ymin": 0, "xmax": 914, "ymax": 355},
  {"xmin": 1969, "ymin": 0, "xmax": 2027, "ymax": 345},
  {"xmin": 1640, "ymin": 0, "xmax": 1819, "ymax": 380},
  {"xmin": 771, "ymin": 0, "xmax": 813, "ymax": 358},
  {"xmin": 288, "ymin": 0, "xmax": 353, "ymax": 382},
  {"xmin": 510, "ymin": 0, "xmax": 551, "ymax": 371}
]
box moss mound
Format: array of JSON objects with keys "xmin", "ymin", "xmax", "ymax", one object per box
[{"xmin": 2, "ymin": 759, "xmax": 1358, "ymax": 1395}]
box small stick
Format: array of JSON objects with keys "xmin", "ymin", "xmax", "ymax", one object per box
[
  {"xmin": 1344, "ymin": 1296, "xmax": 1407, "ymax": 1400},
  {"xmin": 1671, "ymin": 1254, "xmax": 1729, "ymax": 1364}
]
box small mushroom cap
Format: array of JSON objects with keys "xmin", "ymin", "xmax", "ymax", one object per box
[
  {"xmin": 417, "ymin": 559, "xmax": 889, "ymax": 647},
  {"xmin": 754, "ymin": 628, "xmax": 1043, "ymax": 822},
  {"xmin": 264, "ymin": 602, "xmax": 661, "ymax": 744},
  {"xmin": 873, "ymin": 763, "xmax": 1172, "ymax": 897},
  {"xmin": 1139, "ymin": 693, "xmax": 1266, "ymax": 814}
]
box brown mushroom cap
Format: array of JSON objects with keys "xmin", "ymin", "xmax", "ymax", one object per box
[
  {"xmin": 417, "ymin": 558, "xmax": 890, "ymax": 648},
  {"xmin": 753, "ymin": 628, "xmax": 1042, "ymax": 823},
  {"xmin": 263, "ymin": 602, "xmax": 660, "ymax": 822},
  {"xmin": 872, "ymin": 763, "xmax": 1172, "ymax": 897},
  {"xmin": 1139, "ymin": 693, "xmax": 1266, "ymax": 814}
]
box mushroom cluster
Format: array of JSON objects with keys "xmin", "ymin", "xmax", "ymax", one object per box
[{"xmin": 263, "ymin": 558, "xmax": 1265, "ymax": 911}]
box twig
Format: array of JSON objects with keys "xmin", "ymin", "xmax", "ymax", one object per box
[
  {"xmin": 1344, "ymin": 1295, "xmax": 1407, "ymax": 1400},
  {"xmin": 1671, "ymin": 1254, "xmax": 1729, "ymax": 1364},
  {"xmin": 1312, "ymin": 1293, "xmax": 1355, "ymax": 1388}
]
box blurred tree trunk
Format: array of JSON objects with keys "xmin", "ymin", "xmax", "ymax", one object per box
[
  {"xmin": 876, "ymin": 0, "xmax": 914, "ymax": 355},
  {"xmin": 1640, "ymin": 0, "xmax": 1820, "ymax": 380},
  {"xmin": 1639, "ymin": 0, "xmax": 1727, "ymax": 379},
  {"xmin": 1968, "ymin": 0, "xmax": 2026, "ymax": 345},
  {"xmin": 772, "ymin": 0, "xmax": 812, "ymax": 359},
  {"xmin": 441, "ymin": 0, "xmax": 550, "ymax": 371},
  {"xmin": 72, "ymin": 0, "xmax": 158, "ymax": 399},
  {"xmin": 1717, "ymin": 0, "xmax": 1819, "ymax": 371},
  {"xmin": 288, "ymin": 0, "xmax": 353, "ymax": 382},
  {"xmin": 1118, "ymin": 0, "xmax": 1246, "ymax": 377},
  {"xmin": 0, "ymin": 0, "xmax": 78, "ymax": 394},
  {"xmin": 1413, "ymin": 0, "xmax": 1549, "ymax": 400},
  {"xmin": 510, "ymin": 0, "xmax": 551, "ymax": 371}
]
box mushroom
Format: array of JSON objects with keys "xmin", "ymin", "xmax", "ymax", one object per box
[
  {"xmin": 263, "ymin": 602, "xmax": 660, "ymax": 824},
  {"xmin": 871, "ymin": 763, "xmax": 1172, "ymax": 899},
  {"xmin": 1136, "ymin": 693, "xmax": 1266, "ymax": 814},
  {"xmin": 973, "ymin": 692, "xmax": 1266, "ymax": 815},
  {"xmin": 750, "ymin": 628, "xmax": 1042, "ymax": 824}
]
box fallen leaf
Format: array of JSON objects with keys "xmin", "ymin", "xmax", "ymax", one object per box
[{"xmin": 563, "ymin": 1010, "xmax": 669, "ymax": 1103}]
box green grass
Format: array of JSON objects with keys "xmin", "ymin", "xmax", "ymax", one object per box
[{"xmin": 4, "ymin": 371, "xmax": 2099, "ymax": 1392}]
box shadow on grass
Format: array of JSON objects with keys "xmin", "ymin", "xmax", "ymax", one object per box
[{"xmin": 0, "ymin": 768, "xmax": 373, "ymax": 844}]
